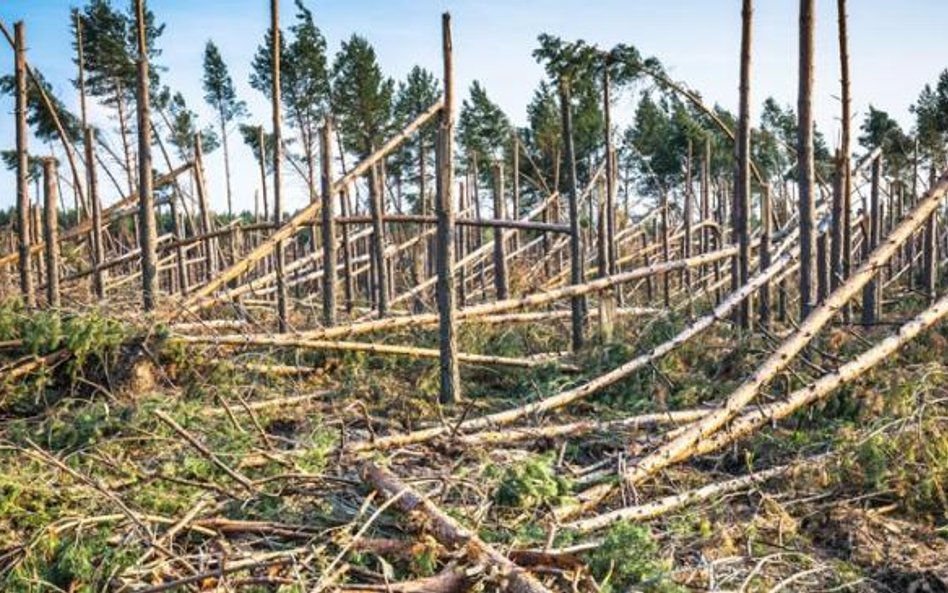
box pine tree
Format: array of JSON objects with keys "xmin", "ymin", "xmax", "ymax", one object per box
[
  {"xmin": 393, "ymin": 66, "xmax": 440, "ymax": 213},
  {"xmin": 203, "ymin": 40, "xmax": 246, "ymax": 216},
  {"xmin": 331, "ymin": 34, "xmax": 393, "ymax": 315},
  {"xmin": 457, "ymin": 81, "xmax": 510, "ymax": 173}
]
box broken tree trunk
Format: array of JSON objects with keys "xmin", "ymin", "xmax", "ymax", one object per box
[
  {"xmin": 321, "ymin": 122, "xmax": 336, "ymax": 327},
  {"xmin": 346, "ymin": 251, "xmax": 790, "ymax": 453},
  {"xmin": 135, "ymin": 0, "xmax": 157, "ymax": 311},
  {"xmin": 797, "ymin": 0, "xmax": 817, "ymax": 319},
  {"xmin": 361, "ymin": 462, "xmax": 554, "ymax": 593},
  {"xmin": 492, "ymin": 162, "xmax": 509, "ymax": 299},
  {"xmin": 14, "ymin": 22, "xmax": 33, "ymax": 307},
  {"xmin": 558, "ymin": 77, "xmax": 585, "ymax": 351},
  {"xmin": 736, "ymin": 0, "xmax": 753, "ymax": 329},
  {"xmin": 437, "ymin": 13, "xmax": 461, "ymax": 405},
  {"xmin": 603, "ymin": 168, "xmax": 948, "ymax": 509},
  {"xmin": 85, "ymin": 127, "xmax": 106, "ymax": 299},
  {"xmin": 42, "ymin": 158, "xmax": 60, "ymax": 308},
  {"xmin": 271, "ymin": 0, "xmax": 288, "ymax": 332}
]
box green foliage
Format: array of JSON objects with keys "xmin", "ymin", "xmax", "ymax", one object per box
[
  {"xmin": 457, "ymin": 80, "xmax": 511, "ymax": 169},
  {"xmin": 157, "ymin": 86, "xmax": 219, "ymax": 160},
  {"xmin": 4, "ymin": 526, "xmax": 138, "ymax": 592},
  {"xmin": 492, "ymin": 454, "xmax": 572, "ymax": 509},
  {"xmin": 911, "ymin": 69, "xmax": 948, "ymax": 165},
  {"xmin": 331, "ymin": 34, "xmax": 394, "ymax": 158},
  {"xmin": 203, "ymin": 40, "xmax": 247, "ymax": 125},
  {"xmin": 392, "ymin": 66, "xmax": 440, "ymax": 212},
  {"xmin": 859, "ymin": 105, "xmax": 914, "ymax": 175},
  {"xmin": 586, "ymin": 522, "xmax": 684, "ymax": 593}
]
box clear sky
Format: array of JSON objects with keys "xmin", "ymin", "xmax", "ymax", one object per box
[{"xmin": 0, "ymin": 0, "xmax": 945, "ymax": 215}]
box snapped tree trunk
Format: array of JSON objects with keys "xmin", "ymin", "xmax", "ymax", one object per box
[
  {"xmin": 42, "ymin": 158, "xmax": 60, "ymax": 308},
  {"xmin": 14, "ymin": 22, "xmax": 34, "ymax": 307},
  {"xmin": 558, "ymin": 77, "xmax": 585, "ymax": 351},
  {"xmin": 492, "ymin": 162, "xmax": 509, "ymax": 299},
  {"xmin": 271, "ymin": 0, "xmax": 288, "ymax": 332},
  {"xmin": 135, "ymin": 0, "xmax": 158, "ymax": 311},
  {"xmin": 797, "ymin": 0, "xmax": 817, "ymax": 319}
]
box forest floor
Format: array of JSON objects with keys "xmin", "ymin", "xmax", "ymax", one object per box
[{"xmin": 0, "ymin": 294, "xmax": 946, "ymax": 593}]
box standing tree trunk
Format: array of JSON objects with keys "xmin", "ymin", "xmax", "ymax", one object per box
[
  {"xmin": 135, "ymin": 0, "xmax": 158, "ymax": 311},
  {"xmin": 861, "ymin": 156, "xmax": 881, "ymax": 324},
  {"xmin": 797, "ymin": 0, "xmax": 817, "ymax": 319},
  {"xmin": 14, "ymin": 22, "xmax": 34, "ymax": 307},
  {"xmin": 923, "ymin": 166, "xmax": 938, "ymax": 302},
  {"xmin": 558, "ymin": 77, "xmax": 585, "ymax": 351},
  {"xmin": 735, "ymin": 0, "xmax": 753, "ymax": 329},
  {"xmin": 436, "ymin": 12, "xmax": 460, "ymax": 404},
  {"xmin": 368, "ymin": 163, "xmax": 388, "ymax": 317},
  {"xmin": 42, "ymin": 159, "xmax": 61, "ymax": 308},
  {"xmin": 221, "ymin": 116, "xmax": 234, "ymax": 217},
  {"xmin": 603, "ymin": 61, "xmax": 616, "ymax": 278},
  {"xmin": 838, "ymin": 0, "xmax": 853, "ymax": 288},
  {"xmin": 257, "ymin": 125, "xmax": 269, "ymax": 220},
  {"xmin": 321, "ymin": 122, "xmax": 336, "ymax": 327},
  {"xmin": 339, "ymin": 188, "xmax": 354, "ymax": 314},
  {"xmin": 759, "ymin": 183, "xmax": 772, "ymax": 326},
  {"xmin": 194, "ymin": 134, "xmax": 217, "ymax": 281},
  {"xmin": 661, "ymin": 191, "xmax": 671, "ymax": 308},
  {"xmin": 512, "ymin": 133, "xmax": 521, "ymax": 253},
  {"xmin": 85, "ymin": 127, "xmax": 106, "ymax": 299},
  {"xmin": 492, "ymin": 162, "xmax": 509, "ymax": 299},
  {"xmin": 271, "ymin": 0, "xmax": 288, "ymax": 332},
  {"xmin": 830, "ymin": 150, "xmax": 844, "ymax": 291}
]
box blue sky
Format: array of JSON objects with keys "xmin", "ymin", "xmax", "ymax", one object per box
[{"xmin": 0, "ymin": 0, "xmax": 945, "ymax": 215}]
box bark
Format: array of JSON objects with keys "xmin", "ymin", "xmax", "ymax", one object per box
[
  {"xmin": 85, "ymin": 127, "xmax": 106, "ymax": 299},
  {"xmin": 759, "ymin": 184, "xmax": 772, "ymax": 325},
  {"xmin": 436, "ymin": 13, "xmax": 461, "ymax": 404},
  {"xmin": 736, "ymin": 0, "xmax": 753, "ymax": 329},
  {"xmin": 838, "ymin": 0, "xmax": 853, "ymax": 284},
  {"xmin": 861, "ymin": 156, "xmax": 881, "ymax": 324},
  {"xmin": 135, "ymin": 0, "xmax": 157, "ymax": 311},
  {"xmin": 321, "ymin": 122, "xmax": 336, "ymax": 327},
  {"xmin": 558, "ymin": 78, "xmax": 585, "ymax": 351},
  {"xmin": 42, "ymin": 159, "xmax": 60, "ymax": 308},
  {"xmin": 271, "ymin": 0, "xmax": 288, "ymax": 332},
  {"xmin": 368, "ymin": 163, "xmax": 388, "ymax": 316},
  {"xmin": 797, "ymin": 0, "xmax": 817, "ymax": 318},
  {"xmin": 14, "ymin": 22, "xmax": 33, "ymax": 306},
  {"xmin": 492, "ymin": 162, "xmax": 509, "ymax": 299}
]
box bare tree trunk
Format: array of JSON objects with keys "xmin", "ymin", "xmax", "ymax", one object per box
[
  {"xmin": 257, "ymin": 125, "xmax": 269, "ymax": 220},
  {"xmin": 759, "ymin": 183, "xmax": 772, "ymax": 325},
  {"xmin": 194, "ymin": 134, "xmax": 217, "ymax": 281},
  {"xmin": 797, "ymin": 0, "xmax": 817, "ymax": 319},
  {"xmin": 369, "ymin": 163, "xmax": 388, "ymax": 317},
  {"xmin": 170, "ymin": 186, "xmax": 187, "ymax": 296},
  {"xmin": 736, "ymin": 0, "xmax": 753, "ymax": 329},
  {"xmin": 14, "ymin": 22, "xmax": 34, "ymax": 307},
  {"xmin": 339, "ymin": 188, "xmax": 354, "ymax": 313},
  {"xmin": 492, "ymin": 162, "xmax": 508, "ymax": 299},
  {"xmin": 923, "ymin": 166, "xmax": 938, "ymax": 302},
  {"xmin": 558, "ymin": 77, "xmax": 585, "ymax": 351},
  {"xmin": 271, "ymin": 0, "xmax": 288, "ymax": 331},
  {"xmin": 457, "ymin": 179, "xmax": 468, "ymax": 306},
  {"xmin": 512, "ymin": 133, "xmax": 521, "ymax": 253},
  {"xmin": 661, "ymin": 192, "xmax": 671, "ymax": 307},
  {"xmin": 85, "ymin": 127, "xmax": 106, "ymax": 299},
  {"xmin": 135, "ymin": 0, "xmax": 157, "ymax": 311},
  {"xmin": 436, "ymin": 13, "xmax": 460, "ymax": 405},
  {"xmin": 830, "ymin": 150, "xmax": 844, "ymax": 291},
  {"xmin": 603, "ymin": 63, "xmax": 616, "ymax": 278},
  {"xmin": 862, "ymin": 156, "xmax": 881, "ymax": 324},
  {"xmin": 838, "ymin": 0, "xmax": 853, "ymax": 289},
  {"xmin": 221, "ymin": 117, "xmax": 233, "ymax": 217},
  {"xmin": 321, "ymin": 122, "xmax": 336, "ymax": 327},
  {"xmin": 42, "ymin": 159, "xmax": 61, "ymax": 308},
  {"xmin": 683, "ymin": 139, "xmax": 694, "ymax": 308}
]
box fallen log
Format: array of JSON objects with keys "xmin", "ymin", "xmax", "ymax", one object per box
[
  {"xmin": 345, "ymin": 251, "xmax": 791, "ymax": 453},
  {"xmin": 176, "ymin": 100, "xmax": 443, "ymax": 314},
  {"xmin": 176, "ymin": 247, "xmax": 738, "ymax": 348},
  {"xmin": 360, "ymin": 462, "xmax": 554, "ymax": 593},
  {"xmin": 564, "ymin": 454, "xmax": 829, "ymax": 533},
  {"xmin": 565, "ymin": 169, "xmax": 948, "ymax": 518}
]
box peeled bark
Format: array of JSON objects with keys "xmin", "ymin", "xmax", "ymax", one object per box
[{"xmin": 14, "ymin": 21, "xmax": 33, "ymax": 307}]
